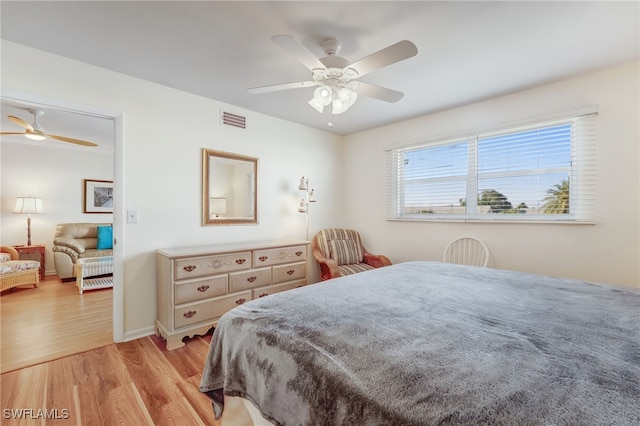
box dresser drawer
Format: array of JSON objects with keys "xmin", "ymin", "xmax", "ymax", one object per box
[
  {"xmin": 229, "ymin": 267, "xmax": 271, "ymax": 293},
  {"xmin": 175, "ymin": 275, "xmax": 227, "ymax": 305},
  {"xmin": 174, "ymin": 291, "xmax": 251, "ymax": 329},
  {"xmin": 254, "ymin": 279, "xmax": 306, "ymax": 299},
  {"xmin": 175, "ymin": 251, "xmax": 251, "ymax": 280},
  {"xmin": 253, "ymin": 245, "xmax": 307, "ymax": 267},
  {"xmin": 272, "ymin": 262, "xmax": 306, "ymax": 284}
]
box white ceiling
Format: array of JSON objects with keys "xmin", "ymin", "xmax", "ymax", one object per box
[{"xmin": 1, "ymin": 1, "xmax": 638, "ymax": 147}]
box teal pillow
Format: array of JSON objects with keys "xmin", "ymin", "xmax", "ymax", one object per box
[{"xmin": 96, "ymin": 225, "xmax": 113, "ymax": 250}]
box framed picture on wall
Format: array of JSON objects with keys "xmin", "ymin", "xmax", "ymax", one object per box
[{"xmin": 83, "ymin": 179, "xmax": 113, "ymax": 213}]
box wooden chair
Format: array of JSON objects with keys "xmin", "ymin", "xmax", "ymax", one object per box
[
  {"xmin": 443, "ymin": 237, "xmax": 490, "ymax": 267},
  {"xmin": 1, "ymin": 246, "xmax": 40, "ymax": 293},
  {"xmin": 312, "ymin": 228, "xmax": 392, "ymax": 281}
]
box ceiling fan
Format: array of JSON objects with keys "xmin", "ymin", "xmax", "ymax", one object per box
[
  {"xmin": 1, "ymin": 108, "xmax": 98, "ymax": 147},
  {"xmin": 248, "ymin": 35, "xmax": 418, "ymax": 115}
]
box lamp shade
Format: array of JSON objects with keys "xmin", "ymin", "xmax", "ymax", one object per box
[
  {"xmin": 298, "ymin": 177, "xmax": 308, "ymax": 191},
  {"xmin": 13, "ymin": 197, "xmax": 45, "ymax": 215},
  {"xmin": 210, "ymin": 197, "xmax": 227, "ymax": 217},
  {"xmin": 314, "ymin": 87, "xmax": 332, "ymax": 106},
  {"xmin": 308, "ymin": 97, "xmax": 326, "ymax": 113},
  {"xmin": 308, "ymin": 86, "xmax": 334, "ymax": 113},
  {"xmin": 332, "ymin": 88, "xmax": 358, "ymax": 114}
]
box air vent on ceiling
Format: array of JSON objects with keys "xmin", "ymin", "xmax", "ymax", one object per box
[{"xmin": 221, "ymin": 111, "xmax": 246, "ymax": 129}]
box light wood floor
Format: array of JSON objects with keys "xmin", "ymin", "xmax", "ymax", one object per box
[
  {"xmin": 1, "ymin": 275, "xmax": 113, "ymax": 374},
  {"xmin": 1, "ymin": 334, "xmax": 220, "ymax": 425},
  {"xmin": 1, "ymin": 275, "xmax": 220, "ymax": 425}
]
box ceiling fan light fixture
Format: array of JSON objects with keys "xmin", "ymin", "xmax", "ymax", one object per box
[
  {"xmin": 25, "ymin": 131, "xmax": 46, "ymax": 141},
  {"xmin": 252, "ymin": 35, "xmax": 418, "ymax": 119},
  {"xmin": 332, "ymin": 88, "xmax": 358, "ymax": 114},
  {"xmin": 339, "ymin": 87, "xmax": 356, "ymax": 101},
  {"xmin": 309, "ymin": 86, "xmax": 334, "ymax": 112},
  {"xmin": 332, "ymin": 99, "xmax": 347, "ymax": 115},
  {"xmin": 308, "ymin": 97, "xmax": 325, "ymax": 113},
  {"xmin": 2, "ymin": 109, "xmax": 98, "ymax": 147},
  {"xmin": 314, "ymin": 86, "xmax": 332, "ymax": 105}
]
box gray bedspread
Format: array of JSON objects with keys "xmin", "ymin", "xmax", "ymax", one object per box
[{"xmin": 199, "ymin": 261, "xmax": 640, "ymax": 425}]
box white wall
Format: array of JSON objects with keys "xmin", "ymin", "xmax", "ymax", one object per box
[
  {"xmin": 0, "ymin": 143, "xmax": 113, "ymax": 275},
  {"xmin": 344, "ymin": 61, "xmax": 639, "ymax": 288},
  {"xmin": 1, "ymin": 40, "xmax": 344, "ymax": 339}
]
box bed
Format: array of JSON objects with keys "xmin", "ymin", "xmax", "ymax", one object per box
[{"xmin": 199, "ymin": 261, "xmax": 640, "ymax": 425}]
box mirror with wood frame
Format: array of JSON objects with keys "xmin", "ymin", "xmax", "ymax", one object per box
[{"xmin": 202, "ymin": 149, "xmax": 258, "ymax": 225}]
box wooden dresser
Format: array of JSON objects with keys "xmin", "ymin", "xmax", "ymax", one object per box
[{"xmin": 156, "ymin": 239, "xmax": 309, "ymax": 350}]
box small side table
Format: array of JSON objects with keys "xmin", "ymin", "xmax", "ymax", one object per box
[{"xmin": 13, "ymin": 244, "xmax": 45, "ymax": 280}]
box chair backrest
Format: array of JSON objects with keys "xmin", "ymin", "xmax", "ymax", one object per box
[
  {"xmin": 314, "ymin": 228, "xmax": 364, "ymax": 263},
  {"xmin": 0, "ymin": 246, "xmax": 19, "ymax": 261},
  {"xmin": 443, "ymin": 237, "xmax": 489, "ymax": 267}
]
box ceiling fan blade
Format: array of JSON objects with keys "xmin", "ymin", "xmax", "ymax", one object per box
[
  {"xmin": 0, "ymin": 132, "xmax": 28, "ymax": 136},
  {"xmin": 247, "ymin": 81, "xmax": 316, "ymax": 94},
  {"xmin": 272, "ymin": 35, "xmax": 327, "ymax": 72},
  {"xmin": 346, "ymin": 40, "xmax": 418, "ymax": 78},
  {"xmin": 44, "ymin": 133, "xmax": 98, "ymax": 147},
  {"xmin": 8, "ymin": 115, "xmax": 34, "ymax": 131},
  {"xmin": 355, "ymin": 82, "xmax": 404, "ymax": 103}
]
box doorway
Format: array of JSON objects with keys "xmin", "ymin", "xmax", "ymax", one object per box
[{"xmin": 0, "ymin": 90, "xmax": 124, "ymax": 371}]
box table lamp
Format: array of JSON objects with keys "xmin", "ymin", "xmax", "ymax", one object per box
[{"xmin": 13, "ymin": 196, "xmax": 45, "ymax": 246}]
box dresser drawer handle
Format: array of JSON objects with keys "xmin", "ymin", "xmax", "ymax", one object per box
[
  {"xmin": 286, "ymin": 270, "xmax": 295, "ymax": 275},
  {"xmin": 183, "ymin": 265, "xmax": 197, "ymax": 272},
  {"xmin": 197, "ymin": 285, "xmax": 210, "ymax": 292},
  {"xmin": 247, "ymin": 276, "xmax": 257, "ymax": 283},
  {"xmin": 258, "ymin": 256, "xmax": 268, "ymax": 262},
  {"xmin": 183, "ymin": 310, "xmax": 197, "ymax": 319},
  {"xmin": 259, "ymin": 293, "xmax": 269, "ymax": 298},
  {"xmin": 235, "ymin": 298, "xmax": 246, "ymax": 305},
  {"xmin": 235, "ymin": 259, "xmax": 246, "ymax": 265},
  {"xmin": 295, "ymin": 251, "xmax": 303, "ymax": 256}
]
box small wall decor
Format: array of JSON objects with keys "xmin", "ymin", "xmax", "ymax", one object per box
[{"xmin": 83, "ymin": 179, "xmax": 113, "ymax": 213}]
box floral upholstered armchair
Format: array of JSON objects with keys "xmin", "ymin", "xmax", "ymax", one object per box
[
  {"xmin": 311, "ymin": 228, "xmax": 392, "ymax": 281},
  {"xmin": 1, "ymin": 246, "xmax": 40, "ymax": 293}
]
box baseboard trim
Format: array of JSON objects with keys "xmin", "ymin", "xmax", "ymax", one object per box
[{"xmin": 124, "ymin": 325, "xmax": 155, "ymax": 342}]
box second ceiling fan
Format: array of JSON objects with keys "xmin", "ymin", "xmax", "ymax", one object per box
[
  {"xmin": 1, "ymin": 108, "xmax": 98, "ymax": 147},
  {"xmin": 248, "ymin": 35, "xmax": 418, "ymax": 115}
]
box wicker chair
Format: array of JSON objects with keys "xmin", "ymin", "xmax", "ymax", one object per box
[
  {"xmin": 1, "ymin": 246, "xmax": 40, "ymax": 293},
  {"xmin": 312, "ymin": 228, "xmax": 392, "ymax": 281}
]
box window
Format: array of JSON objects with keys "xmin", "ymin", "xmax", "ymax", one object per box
[{"xmin": 387, "ymin": 113, "xmax": 596, "ymax": 222}]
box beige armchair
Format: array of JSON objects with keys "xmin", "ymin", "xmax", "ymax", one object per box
[
  {"xmin": 312, "ymin": 228, "xmax": 392, "ymax": 281},
  {"xmin": 1, "ymin": 246, "xmax": 40, "ymax": 293}
]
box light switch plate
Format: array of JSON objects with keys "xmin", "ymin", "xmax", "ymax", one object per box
[{"xmin": 127, "ymin": 209, "xmax": 138, "ymax": 223}]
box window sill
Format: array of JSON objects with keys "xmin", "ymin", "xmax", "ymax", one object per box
[{"xmin": 387, "ymin": 218, "xmax": 596, "ymax": 225}]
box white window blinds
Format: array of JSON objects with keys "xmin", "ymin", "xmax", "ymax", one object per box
[{"xmin": 386, "ymin": 112, "xmax": 597, "ymax": 222}]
